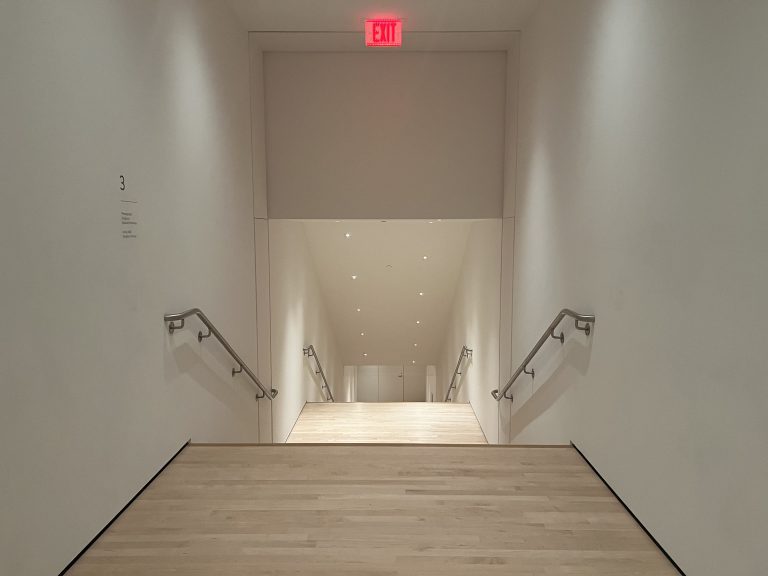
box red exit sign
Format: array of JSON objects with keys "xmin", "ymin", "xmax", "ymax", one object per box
[{"xmin": 365, "ymin": 19, "xmax": 402, "ymax": 47}]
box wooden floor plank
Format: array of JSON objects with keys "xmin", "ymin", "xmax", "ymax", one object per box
[
  {"xmin": 67, "ymin": 445, "xmax": 678, "ymax": 575},
  {"xmin": 287, "ymin": 402, "xmax": 488, "ymax": 444}
]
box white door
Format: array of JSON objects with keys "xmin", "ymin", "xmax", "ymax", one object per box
[
  {"xmin": 403, "ymin": 364, "xmax": 427, "ymax": 402},
  {"xmin": 426, "ymin": 365, "xmax": 437, "ymax": 402},
  {"xmin": 378, "ymin": 365, "xmax": 404, "ymax": 402},
  {"xmin": 357, "ymin": 365, "xmax": 379, "ymax": 402}
]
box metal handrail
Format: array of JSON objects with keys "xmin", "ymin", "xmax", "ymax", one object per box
[
  {"xmin": 445, "ymin": 345, "xmax": 472, "ymax": 402},
  {"xmin": 491, "ymin": 308, "xmax": 595, "ymax": 402},
  {"xmin": 303, "ymin": 345, "xmax": 334, "ymax": 402},
  {"xmin": 164, "ymin": 308, "xmax": 277, "ymax": 400}
]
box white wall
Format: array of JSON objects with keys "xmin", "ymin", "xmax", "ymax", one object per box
[
  {"xmin": 262, "ymin": 51, "xmax": 507, "ymax": 219},
  {"xmin": 439, "ymin": 220, "xmax": 502, "ymax": 443},
  {"xmin": 268, "ymin": 221, "xmax": 341, "ymax": 441},
  {"xmin": 0, "ymin": 2, "xmax": 260, "ymax": 574},
  {"xmin": 510, "ymin": 2, "xmax": 768, "ymax": 575}
]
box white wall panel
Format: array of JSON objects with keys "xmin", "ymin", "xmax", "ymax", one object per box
[{"xmin": 263, "ymin": 51, "xmax": 507, "ymax": 219}]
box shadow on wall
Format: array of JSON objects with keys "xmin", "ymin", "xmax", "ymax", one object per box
[
  {"xmin": 449, "ymin": 354, "xmax": 473, "ymax": 402},
  {"xmin": 303, "ymin": 349, "xmax": 328, "ymax": 401},
  {"xmin": 163, "ymin": 326, "xmax": 261, "ymax": 431},
  {"xmin": 507, "ymin": 331, "xmax": 594, "ymax": 440}
]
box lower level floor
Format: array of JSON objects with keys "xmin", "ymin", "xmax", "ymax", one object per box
[{"xmin": 287, "ymin": 401, "xmax": 488, "ymax": 444}]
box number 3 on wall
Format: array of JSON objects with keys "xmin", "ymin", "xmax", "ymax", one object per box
[{"xmin": 120, "ymin": 175, "xmax": 125, "ymax": 191}]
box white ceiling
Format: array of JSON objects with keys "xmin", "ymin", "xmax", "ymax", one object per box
[
  {"xmin": 302, "ymin": 220, "xmax": 474, "ymax": 366},
  {"xmin": 228, "ymin": 0, "xmax": 539, "ymax": 32}
]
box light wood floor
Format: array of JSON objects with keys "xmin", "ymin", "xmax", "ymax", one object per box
[
  {"xmin": 67, "ymin": 445, "xmax": 677, "ymax": 575},
  {"xmin": 287, "ymin": 402, "xmax": 488, "ymax": 444}
]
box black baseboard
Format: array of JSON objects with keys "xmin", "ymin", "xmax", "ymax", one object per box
[
  {"xmin": 59, "ymin": 439, "xmax": 191, "ymax": 575},
  {"xmin": 570, "ymin": 441, "xmax": 686, "ymax": 576}
]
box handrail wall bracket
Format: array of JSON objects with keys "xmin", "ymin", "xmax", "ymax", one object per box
[
  {"xmin": 575, "ymin": 319, "xmax": 591, "ymax": 335},
  {"xmin": 198, "ymin": 328, "xmax": 212, "ymax": 342},
  {"xmin": 523, "ymin": 364, "xmax": 534, "ymax": 379},
  {"xmin": 490, "ymin": 388, "xmax": 513, "ymax": 401},
  {"xmin": 492, "ymin": 308, "xmax": 595, "ymax": 403}
]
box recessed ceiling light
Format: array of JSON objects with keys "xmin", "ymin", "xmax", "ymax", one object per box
[
  {"xmin": 345, "ymin": 233, "xmax": 351, "ymax": 238},
  {"xmin": 416, "ymin": 320, "xmax": 420, "ymax": 324},
  {"xmin": 418, "ymin": 291, "xmax": 424, "ymax": 296},
  {"xmin": 412, "ymin": 360, "xmax": 416, "ymax": 364},
  {"xmin": 363, "ymin": 353, "xmax": 368, "ymax": 357},
  {"xmin": 351, "ymin": 275, "xmax": 357, "ymax": 280},
  {"xmin": 428, "ymin": 221, "xmax": 434, "ymax": 224},
  {"xmin": 356, "ymin": 308, "xmax": 361, "ymax": 312},
  {"xmin": 360, "ymin": 332, "xmax": 365, "ymax": 336},
  {"xmin": 414, "ymin": 343, "xmax": 418, "ymax": 347},
  {"xmin": 422, "ymin": 255, "xmax": 428, "ymax": 260}
]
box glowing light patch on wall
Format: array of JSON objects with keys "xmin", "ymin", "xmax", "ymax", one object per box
[{"xmin": 365, "ymin": 19, "xmax": 402, "ymax": 47}]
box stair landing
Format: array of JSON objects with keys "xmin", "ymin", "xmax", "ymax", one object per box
[
  {"xmin": 287, "ymin": 401, "xmax": 487, "ymax": 444},
  {"xmin": 66, "ymin": 444, "xmax": 679, "ymax": 575}
]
